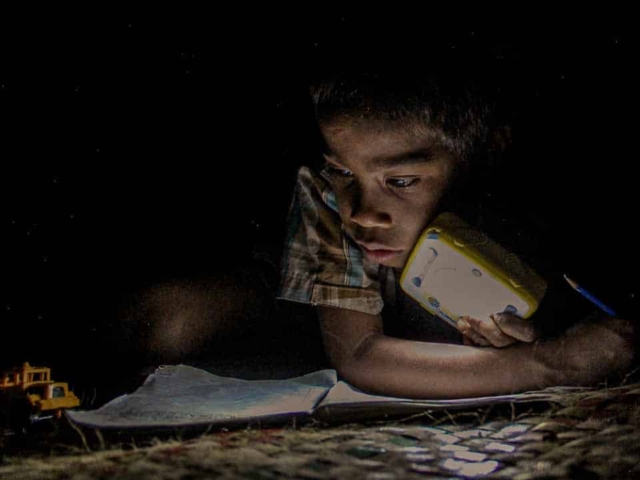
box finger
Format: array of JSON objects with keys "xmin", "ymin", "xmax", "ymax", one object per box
[
  {"xmin": 457, "ymin": 317, "xmax": 492, "ymax": 346},
  {"xmin": 492, "ymin": 312, "xmax": 538, "ymax": 342},
  {"xmin": 466, "ymin": 315, "xmax": 517, "ymax": 348},
  {"xmin": 462, "ymin": 333, "xmax": 491, "ymax": 346},
  {"xmin": 463, "ymin": 330, "xmax": 492, "ymax": 346}
]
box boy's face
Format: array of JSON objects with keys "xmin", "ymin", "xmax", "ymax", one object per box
[{"xmin": 321, "ymin": 120, "xmax": 457, "ymax": 270}]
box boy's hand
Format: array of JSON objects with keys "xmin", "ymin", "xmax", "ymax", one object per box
[{"xmin": 456, "ymin": 312, "xmax": 538, "ymax": 347}]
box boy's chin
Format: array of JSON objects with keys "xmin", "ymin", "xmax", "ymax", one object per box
[
  {"xmin": 387, "ymin": 257, "xmax": 409, "ymax": 271},
  {"xmin": 382, "ymin": 256, "xmax": 407, "ymax": 269}
]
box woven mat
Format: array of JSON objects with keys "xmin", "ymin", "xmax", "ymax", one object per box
[{"xmin": 2, "ymin": 382, "xmax": 640, "ymax": 479}]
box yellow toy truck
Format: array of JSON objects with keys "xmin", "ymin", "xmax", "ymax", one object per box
[{"xmin": 0, "ymin": 362, "xmax": 80, "ymax": 428}]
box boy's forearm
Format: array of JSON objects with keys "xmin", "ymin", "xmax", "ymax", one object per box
[{"xmin": 341, "ymin": 333, "xmax": 555, "ymax": 399}]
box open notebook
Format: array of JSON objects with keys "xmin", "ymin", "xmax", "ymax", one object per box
[{"xmin": 68, "ymin": 365, "xmax": 584, "ymax": 429}]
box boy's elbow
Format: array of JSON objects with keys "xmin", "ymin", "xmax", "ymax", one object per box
[
  {"xmin": 316, "ymin": 305, "xmax": 386, "ymax": 391},
  {"xmin": 330, "ymin": 332, "xmax": 384, "ymax": 390}
]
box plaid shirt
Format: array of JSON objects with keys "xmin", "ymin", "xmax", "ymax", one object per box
[{"xmin": 277, "ymin": 166, "xmax": 395, "ymax": 315}]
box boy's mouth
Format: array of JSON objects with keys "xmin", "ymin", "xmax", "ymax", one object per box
[{"xmin": 357, "ymin": 242, "xmax": 404, "ymax": 264}]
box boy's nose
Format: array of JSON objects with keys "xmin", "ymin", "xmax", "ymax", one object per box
[{"xmin": 348, "ymin": 187, "xmax": 392, "ymax": 228}]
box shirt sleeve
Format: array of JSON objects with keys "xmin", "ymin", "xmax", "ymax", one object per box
[{"xmin": 276, "ymin": 166, "xmax": 385, "ymax": 315}]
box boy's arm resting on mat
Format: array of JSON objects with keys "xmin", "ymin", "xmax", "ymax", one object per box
[{"xmin": 317, "ymin": 306, "xmax": 635, "ymax": 399}]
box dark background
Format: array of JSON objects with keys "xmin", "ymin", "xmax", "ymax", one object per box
[{"xmin": 1, "ymin": 13, "xmax": 636, "ymax": 385}]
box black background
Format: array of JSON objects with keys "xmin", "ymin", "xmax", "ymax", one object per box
[{"xmin": 1, "ymin": 12, "xmax": 636, "ymax": 377}]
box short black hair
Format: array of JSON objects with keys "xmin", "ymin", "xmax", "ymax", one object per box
[{"xmin": 309, "ymin": 66, "xmax": 491, "ymax": 164}]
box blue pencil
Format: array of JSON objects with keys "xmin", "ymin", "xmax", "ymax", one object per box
[{"xmin": 563, "ymin": 274, "xmax": 617, "ymax": 317}]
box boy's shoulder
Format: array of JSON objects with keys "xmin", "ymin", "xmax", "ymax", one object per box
[
  {"xmin": 277, "ymin": 165, "xmax": 388, "ymax": 316},
  {"xmin": 291, "ymin": 165, "xmax": 338, "ymax": 212}
]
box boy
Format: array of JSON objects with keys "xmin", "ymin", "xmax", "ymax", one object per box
[
  {"xmin": 106, "ymin": 61, "xmax": 634, "ymax": 403},
  {"xmin": 276, "ymin": 66, "xmax": 636, "ymax": 399}
]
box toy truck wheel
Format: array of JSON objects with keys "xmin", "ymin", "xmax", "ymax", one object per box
[{"xmin": 8, "ymin": 404, "xmax": 32, "ymax": 435}]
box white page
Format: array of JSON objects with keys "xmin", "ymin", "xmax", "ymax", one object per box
[
  {"xmin": 68, "ymin": 365, "xmax": 337, "ymax": 428},
  {"xmin": 317, "ymin": 380, "xmax": 586, "ymax": 409}
]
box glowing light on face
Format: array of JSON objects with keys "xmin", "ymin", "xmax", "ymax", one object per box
[{"xmin": 320, "ymin": 122, "xmax": 458, "ymax": 269}]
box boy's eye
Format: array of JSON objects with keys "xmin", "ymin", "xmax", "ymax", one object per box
[
  {"xmin": 386, "ymin": 177, "xmax": 420, "ymax": 189},
  {"xmin": 323, "ymin": 163, "xmax": 354, "ymax": 178}
]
